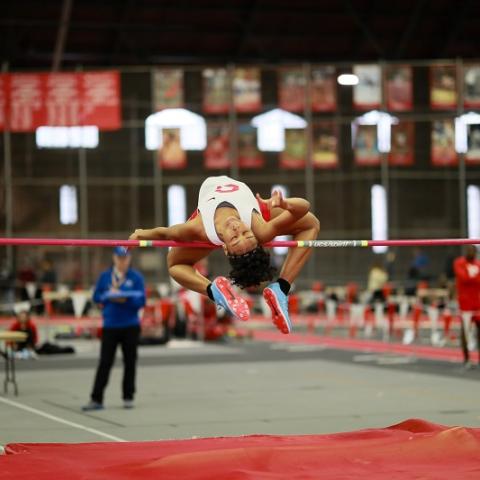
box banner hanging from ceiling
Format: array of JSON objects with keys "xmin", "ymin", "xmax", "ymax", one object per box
[
  {"xmin": 464, "ymin": 65, "xmax": 480, "ymax": 109},
  {"xmin": 389, "ymin": 122, "xmax": 414, "ymax": 166},
  {"xmin": 233, "ymin": 68, "xmax": 262, "ymax": 113},
  {"xmin": 153, "ymin": 69, "xmax": 183, "ymax": 111},
  {"xmin": 0, "ymin": 71, "xmax": 121, "ymax": 131},
  {"xmin": 311, "ymin": 66, "xmax": 336, "ymax": 112},
  {"xmin": 430, "ymin": 65, "xmax": 457, "ymax": 110},
  {"xmin": 354, "ymin": 124, "xmax": 381, "ymax": 166},
  {"xmin": 353, "ymin": 65, "xmax": 382, "ymax": 110},
  {"xmin": 385, "ymin": 65, "xmax": 413, "ymax": 111},
  {"xmin": 158, "ymin": 128, "xmax": 187, "ymax": 169},
  {"xmin": 278, "ymin": 68, "xmax": 306, "ymax": 112},
  {"xmin": 279, "ymin": 129, "xmax": 307, "ymax": 169},
  {"xmin": 312, "ymin": 122, "xmax": 338, "ymax": 169},
  {"xmin": 204, "ymin": 122, "xmax": 230, "ymax": 169},
  {"xmin": 431, "ymin": 119, "xmax": 457, "ymax": 166},
  {"xmin": 238, "ymin": 123, "xmax": 264, "ymax": 168},
  {"xmin": 203, "ymin": 68, "xmax": 230, "ymax": 114}
]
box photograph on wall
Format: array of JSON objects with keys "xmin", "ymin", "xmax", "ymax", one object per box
[
  {"xmin": 237, "ymin": 123, "xmax": 264, "ymax": 168},
  {"xmin": 430, "ymin": 65, "xmax": 457, "ymax": 110},
  {"xmin": 278, "ymin": 68, "xmax": 305, "ymax": 112},
  {"xmin": 431, "ymin": 119, "xmax": 457, "ymax": 166},
  {"xmin": 312, "ymin": 122, "xmax": 338, "ymax": 168},
  {"xmin": 385, "ymin": 65, "xmax": 413, "ymax": 111},
  {"xmin": 353, "ymin": 124, "xmax": 381, "ymax": 166},
  {"xmin": 204, "ymin": 122, "xmax": 230, "ymax": 169},
  {"xmin": 233, "ymin": 68, "xmax": 262, "ymax": 113},
  {"xmin": 464, "ymin": 65, "xmax": 480, "ymax": 109},
  {"xmin": 353, "ymin": 65, "xmax": 382, "ymax": 110},
  {"xmin": 158, "ymin": 128, "xmax": 187, "ymax": 169},
  {"xmin": 153, "ymin": 69, "xmax": 183, "ymax": 111},
  {"xmin": 279, "ymin": 129, "xmax": 307, "ymax": 169},
  {"xmin": 203, "ymin": 68, "xmax": 230, "ymax": 114},
  {"xmin": 466, "ymin": 124, "xmax": 480, "ymax": 164},
  {"xmin": 388, "ymin": 122, "xmax": 414, "ymax": 166},
  {"xmin": 311, "ymin": 66, "xmax": 336, "ymax": 112}
]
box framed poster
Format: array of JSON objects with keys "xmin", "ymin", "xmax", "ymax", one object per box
[
  {"xmin": 431, "ymin": 119, "xmax": 457, "ymax": 166},
  {"xmin": 311, "ymin": 66, "xmax": 336, "ymax": 112},
  {"xmin": 312, "ymin": 122, "xmax": 338, "ymax": 169},
  {"xmin": 278, "ymin": 68, "xmax": 305, "ymax": 112},
  {"xmin": 153, "ymin": 69, "xmax": 183, "ymax": 111},
  {"xmin": 354, "ymin": 124, "xmax": 381, "ymax": 166},
  {"xmin": 466, "ymin": 124, "xmax": 480, "ymax": 164},
  {"xmin": 233, "ymin": 68, "xmax": 261, "ymax": 113},
  {"xmin": 158, "ymin": 128, "xmax": 186, "ymax": 169},
  {"xmin": 389, "ymin": 122, "xmax": 414, "ymax": 166},
  {"xmin": 430, "ymin": 65, "xmax": 457, "ymax": 110},
  {"xmin": 353, "ymin": 65, "xmax": 382, "ymax": 110},
  {"xmin": 464, "ymin": 65, "xmax": 480, "ymax": 109},
  {"xmin": 238, "ymin": 123, "xmax": 264, "ymax": 168},
  {"xmin": 385, "ymin": 65, "xmax": 413, "ymax": 111},
  {"xmin": 203, "ymin": 68, "xmax": 230, "ymax": 114},
  {"xmin": 279, "ymin": 129, "xmax": 306, "ymax": 169},
  {"xmin": 204, "ymin": 122, "xmax": 230, "ymax": 169}
]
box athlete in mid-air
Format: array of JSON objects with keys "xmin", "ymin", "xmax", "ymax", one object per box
[{"xmin": 129, "ymin": 176, "xmax": 320, "ymax": 334}]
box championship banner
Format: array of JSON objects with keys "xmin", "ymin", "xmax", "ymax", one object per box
[
  {"xmin": 81, "ymin": 71, "xmax": 121, "ymax": 130},
  {"xmin": 353, "ymin": 65, "xmax": 382, "ymax": 110},
  {"xmin": 158, "ymin": 128, "xmax": 187, "ymax": 169},
  {"xmin": 153, "ymin": 69, "xmax": 183, "ymax": 111},
  {"xmin": 279, "ymin": 129, "xmax": 306, "ymax": 169},
  {"xmin": 278, "ymin": 68, "xmax": 305, "ymax": 112},
  {"xmin": 431, "ymin": 119, "xmax": 457, "ymax": 166},
  {"xmin": 203, "ymin": 68, "xmax": 230, "ymax": 114},
  {"xmin": 204, "ymin": 122, "xmax": 230, "ymax": 169},
  {"xmin": 312, "ymin": 122, "xmax": 338, "ymax": 169},
  {"xmin": 45, "ymin": 72, "xmax": 81, "ymax": 126},
  {"xmin": 430, "ymin": 65, "xmax": 457, "ymax": 110},
  {"xmin": 237, "ymin": 123, "xmax": 264, "ymax": 168},
  {"xmin": 385, "ymin": 65, "xmax": 413, "ymax": 111},
  {"xmin": 0, "ymin": 74, "xmax": 7, "ymax": 130},
  {"xmin": 233, "ymin": 68, "xmax": 261, "ymax": 113},
  {"xmin": 2, "ymin": 70, "xmax": 121, "ymax": 131},
  {"xmin": 354, "ymin": 124, "xmax": 381, "ymax": 166},
  {"xmin": 311, "ymin": 66, "xmax": 336, "ymax": 112},
  {"xmin": 389, "ymin": 122, "xmax": 414, "ymax": 166},
  {"xmin": 465, "ymin": 124, "xmax": 480, "ymax": 164},
  {"xmin": 464, "ymin": 65, "xmax": 480, "ymax": 109},
  {"xmin": 9, "ymin": 73, "xmax": 47, "ymax": 132}
]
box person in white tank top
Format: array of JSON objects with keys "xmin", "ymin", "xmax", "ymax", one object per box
[{"xmin": 129, "ymin": 176, "xmax": 320, "ymax": 334}]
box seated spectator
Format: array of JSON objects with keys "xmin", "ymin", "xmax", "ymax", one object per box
[{"xmin": 9, "ymin": 303, "xmax": 39, "ymax": 359}]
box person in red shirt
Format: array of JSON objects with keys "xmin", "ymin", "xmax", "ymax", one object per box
[
  {"xmin": 453, "ymin": 245, "xmax": 480, "ymax": 367},
  {"xmin": 9, "ymin": 304, "xmax": 39, "ymax": 358}
]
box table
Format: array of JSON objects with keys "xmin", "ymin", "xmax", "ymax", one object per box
[{"xmin": 0, "ymin": 331, "xmax": 27, "ymax": 396}]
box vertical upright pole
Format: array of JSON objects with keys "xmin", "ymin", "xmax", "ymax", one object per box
[
  {"xmin": 78, "ymin": 145, "xmax": 89, "ymax": 285},
  {"xmin": 304, "ymin": 63, "xmax": 315, "ymax": 280},
  {"xmin": 228, "ymin": 64, "xmax": 239, "ymax": 179},
  {"xmin": 457, "ymin": 58, "xmax": 467, "ymax": 238},
  {"xmin": 129, "ymin": 97, "xmax": 139, "ymax": 229},
  {"xmin": 2, "ymin": 63, "xmax": 13, "ymax": 270}
]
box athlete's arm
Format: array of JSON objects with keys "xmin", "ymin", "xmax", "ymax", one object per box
[{"xmin": 129, "ymin": 221, "xmax": 199, "ymax": 242}]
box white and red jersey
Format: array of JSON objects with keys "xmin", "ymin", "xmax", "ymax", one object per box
[
  {"xmin": 192, "ymin": 176, "xmax": 270, "ymax": 245},
  {"xmin": 454, "ymin": 256, "xmax": 480, "ymax": 311}
]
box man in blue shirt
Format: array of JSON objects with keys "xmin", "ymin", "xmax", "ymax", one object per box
[{"xmin": 82, "ymin": 247, "xmax": 146, "ymax": 411}]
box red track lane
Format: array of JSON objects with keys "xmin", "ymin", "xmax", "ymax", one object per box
[{"xmin": 253, "ymin": 330, "xmax": 479, "ymax": 363}]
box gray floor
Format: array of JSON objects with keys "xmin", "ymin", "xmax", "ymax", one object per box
[{"xmin": 1, "ymin": 337, "xmax": 480, "ymax": 445}]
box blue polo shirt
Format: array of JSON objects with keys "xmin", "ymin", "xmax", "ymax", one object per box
[{"xmin": 93, "ymin": 268, "xmax": 146, "ymax": 329}]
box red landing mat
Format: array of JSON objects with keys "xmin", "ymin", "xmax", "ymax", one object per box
[{"xmin": 2, "ymin": 419, "xmax": 480, "ymax": 480}]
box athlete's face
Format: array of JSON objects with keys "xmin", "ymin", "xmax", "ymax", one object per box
[{"xmin": 222, "ymin": 217, "xmax": 258, "ymax": 255}]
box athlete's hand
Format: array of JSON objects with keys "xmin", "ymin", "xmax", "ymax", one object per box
[
  {"xmin": 256, "ymin": 191, "xmax": 288, "ymax": 210},
  {"xmin": 129, "ymin": 229, "xmax": 145, "ymax": 241}
]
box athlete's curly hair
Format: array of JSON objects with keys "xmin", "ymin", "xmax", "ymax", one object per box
[{"xmin": 227, "ymin": 246, "xmax": 277, "ymax": 289}]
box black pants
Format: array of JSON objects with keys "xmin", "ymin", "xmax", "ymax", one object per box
[
  {"xmin": 91, "ymin": 325, "xmax": 140, "ymax": 404},
  {"xmin": 460, "ymin": 317, "xmax": 480, "ymax": 364}
]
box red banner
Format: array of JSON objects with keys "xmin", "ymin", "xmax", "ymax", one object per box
[
  {"xmin": 354, "ymin": 124, "xmax": 381, "ymax": 166},
  {"xmin": 385, "ymin": 65, "xmax": 413, "ymax": 111},
  {"xmin": 430, "ymin": 65, "xmax": 457, "ymax": 110},
  {"xmin": 203, "ymin": 68, "xmax": 230, "ymax": 114},
  {"xmin": 312, "ymin": 122, "xmax": 338, "ymax": 169},
  {"xmin": 204, "ymin": 122, "xmax": 230, "ymax": 169},
  {"xmin": 0, "ymin": 74, "xmax": 7, "ymax": 130},
  {"xmin": 280, "ymin": 129, "xmax": 306, "ymax": 169},
  {"xmin": 464, "ymin": 65, "xmax": 480, "ymax": 109},
  {"xmin": 1, "ymin": 70, "xmax": 121, "ymax": 131},
  {"xmin": 431, "ymin": 120, "xmax": 457, "ymax": 166},
  {"xmin": 311, "ymin": 66, "xmax": 336, "ymax": 112},
  {"xmin": 238, "ymin": 123, "xmax": 264, "ymax": 168},
  {"xmin": 158, "ymin": 128, "xmax": 186, "ymax": 169},
  {"xmin": 233, "ymin": 68, "xmax": 261, "ymax": 113},
  {"xmin": 389, "ymin": 122, "xmax": 414, "ymax": 166},
  {"xmin": 278, "ymin": 68, "xmax": 305, "ymax": 112},
  {"xmin": 81, "ymin": 71, "xmax": 121, "ymax": 130}
]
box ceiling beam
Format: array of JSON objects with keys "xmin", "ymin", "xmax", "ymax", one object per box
[{"xmin": 52, "ymin": 0, "xmax": 74, "ymax": 71}]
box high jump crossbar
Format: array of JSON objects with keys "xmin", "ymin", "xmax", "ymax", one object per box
[{"xmin": 1, "ymin": 238, "xmax": 480, "ymax": 248}]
